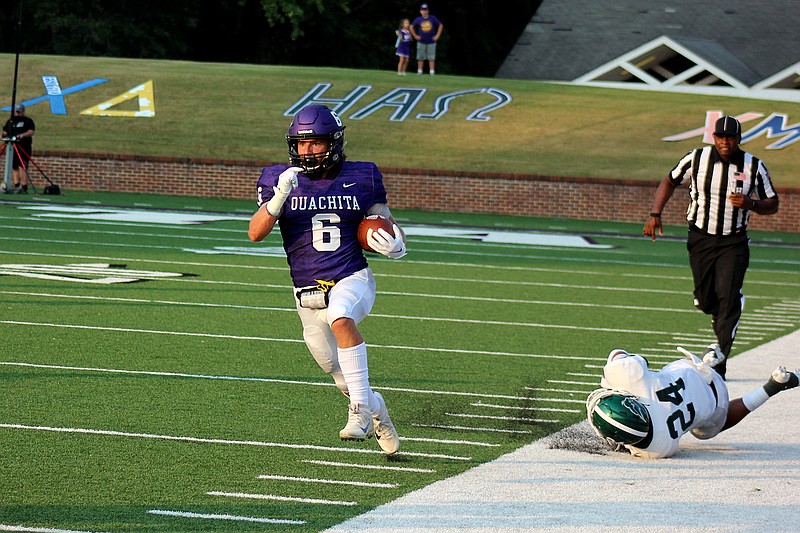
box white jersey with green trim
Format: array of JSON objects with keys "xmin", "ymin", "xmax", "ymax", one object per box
[{"xmin": 602, "ymin": 356, "xmax": 726, "ymax": 459}]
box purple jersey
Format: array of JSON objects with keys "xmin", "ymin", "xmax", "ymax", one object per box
[{"xmin": 256, "ymin": 161, "xmax": 388, "ymax": 287}]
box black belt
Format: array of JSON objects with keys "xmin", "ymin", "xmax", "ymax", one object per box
[{"xmin": 689, "ymin": 225, "xmax": 747, "ymax": 237}]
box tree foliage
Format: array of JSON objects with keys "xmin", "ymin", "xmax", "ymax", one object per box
[{"xmin": 0, "ymin": 0, "xmax": 540, "ymax": 76}]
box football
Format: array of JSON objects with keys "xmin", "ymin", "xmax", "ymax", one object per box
[{"xmin": 357, "ymin": 215, "xmax": 394, "ymax": 252}]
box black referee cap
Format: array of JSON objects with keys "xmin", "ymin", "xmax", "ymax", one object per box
[{"xmin": 714, "ymin": 116, "xmax": 741, "ymax": 136}]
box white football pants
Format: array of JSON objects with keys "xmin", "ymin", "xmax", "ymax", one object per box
[{"xmin": 294, "ymin": 267, "xmax": 379, "ymax": 410}]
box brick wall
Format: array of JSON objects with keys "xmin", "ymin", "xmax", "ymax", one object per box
[{"xmin": 35, "ymin": 151, "xmax": 799, "ymax": 232}]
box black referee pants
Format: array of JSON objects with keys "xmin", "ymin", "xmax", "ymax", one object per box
[{"xmin": 686, "ymin": 228, "xmax": 750, "ymax": 378}]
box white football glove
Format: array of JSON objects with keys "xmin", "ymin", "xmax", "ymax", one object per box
[
  {"xmin": 266, "ymin": 166, "xmax": 302, "ymax": 216},
  {"xmin": 367, "ymin": 224, "xmax": 406, "ymax": 259}
]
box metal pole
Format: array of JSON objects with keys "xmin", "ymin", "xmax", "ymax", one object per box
[{"xmin": 3, "ymin": 142, "xmax": 12, "ymax": 192}]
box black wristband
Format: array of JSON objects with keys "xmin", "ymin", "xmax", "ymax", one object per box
[{"xmin": 649, "ymin": 213, "xmax": 661, "ymax": 218}]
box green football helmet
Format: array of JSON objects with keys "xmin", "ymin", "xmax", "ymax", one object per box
[{"xmin": 586, "ymin": 388, "xmax": 652, "ymax": 447}]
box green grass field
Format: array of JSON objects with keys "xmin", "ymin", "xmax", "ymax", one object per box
[
  {"xmin": 1, "ymin": 192, "xmax": 798, "ymax": 531},
  {"xmin": 3, "ymin": 54, "xmax": 800, "ymax": 186}
]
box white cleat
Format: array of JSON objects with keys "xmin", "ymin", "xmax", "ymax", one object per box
[
  {"xmin": 373, "ymin": 391, "xmax": 400, "ymax": 455},
  {"xmin": 339, "ymin": 403, "xmax": 374, "ymax": 441},
  {"xmin": 701, "ymin": 343, "xmax": 726, "ymax": 368}
]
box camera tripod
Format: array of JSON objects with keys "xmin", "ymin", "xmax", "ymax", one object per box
[{"xmin": 1, "ymin": 138, "xmax": 61, "ymax": 195}]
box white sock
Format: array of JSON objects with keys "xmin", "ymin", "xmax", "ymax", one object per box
[
  {"xmin": 338, "ymin": 342, "xmax": 377, "ymax": 410},
  {"xmin": 742, "ymin": 387, "xmax": 769, "ymax": 411}
]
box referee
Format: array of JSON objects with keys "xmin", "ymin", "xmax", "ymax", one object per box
[{"xmin": 643, "ymin": 115, "xmax": 779, "ymax": 379}]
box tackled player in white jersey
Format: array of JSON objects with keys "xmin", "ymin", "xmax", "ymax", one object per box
[{"xmin": 587, "ymin": 347, "xmax": 799, "ymax": 458}]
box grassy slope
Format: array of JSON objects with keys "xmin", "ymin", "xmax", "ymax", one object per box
[{"xmin": 2, "ymin": 54, "xmax": 800, "ymax": 186}]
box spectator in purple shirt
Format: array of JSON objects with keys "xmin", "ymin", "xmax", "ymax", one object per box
[{"xmin": 410, "ymin": 3, "xmax": 443, "ymax": 75}]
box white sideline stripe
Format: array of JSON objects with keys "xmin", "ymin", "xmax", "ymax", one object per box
[
  {"xmin": 401, "ymin": 436, "xmax": 501, "ymax": 447},
  {"xmin": 446, "ymin": 412, "xmax": 560, "ymax": 424},
  {"xmin": 0, "ymin": 526, "xmax": 105, "ymax": 533},
  {"xmin": 0, "ymin": 423, "xmax": 471, "ymax": 461},
  {"xmin": 208, "ymin": 491, "xmax": 357, "ymax": 506},
  {"xmin": 413, "ymin": 424, "xmax": 532, "ymax": 434},
  {"xmin": 147, "ymin": 509, "xmax": 304, "ymax": 525},
  {"xmin": 303, "ymin": 460, "xmax": 435, "ymax": 473},
  {"xmin": 257, "ymin": 474, "xmax": 398, "ymax": 488},
  {"xmin": 471, "ymin": 402, "xmax": 580, "ymax": 414}
]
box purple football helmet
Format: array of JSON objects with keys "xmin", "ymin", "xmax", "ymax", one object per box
[{"xmin": 286, "ymin": 104, "xmax": 346, "ymax": 175}]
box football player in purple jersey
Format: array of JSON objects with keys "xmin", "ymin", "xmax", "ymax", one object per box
[{"xmin": 249, "ymin": 104, "xmax": 406, "ymax": 454}]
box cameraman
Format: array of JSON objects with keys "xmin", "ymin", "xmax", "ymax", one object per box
[{"xmin": 3, "ymin": 103, "xmax": 35, "ymax": 193}]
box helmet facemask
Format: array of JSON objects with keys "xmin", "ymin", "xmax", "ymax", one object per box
[{"xmin": 287, "ymin": 131, "xmax": 345, "ymax": 176}]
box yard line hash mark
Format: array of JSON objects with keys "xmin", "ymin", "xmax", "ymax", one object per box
[
  {"xmin": 257, "ymin": 474, "xmax": 398, "ymax": 488},
  {"xmin": 208, "ymin": 491, "xmax": 357, "ymax": 506},
  {"xmin": 147, "ymin": 510, "xmax": 304, "ymax": 525},
  {"xmin": 302, "ymin": 460, "xmax": 435, "ymax": 473}
]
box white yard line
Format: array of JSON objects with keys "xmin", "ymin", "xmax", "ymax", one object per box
[{"xmin": 0, "ymin": 423, "xmax": 470, "ymax": 461}]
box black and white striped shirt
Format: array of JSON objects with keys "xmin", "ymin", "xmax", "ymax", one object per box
[{"xmin": 669, "ymin": 147, "xmax": 777, "ymax": 236}]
